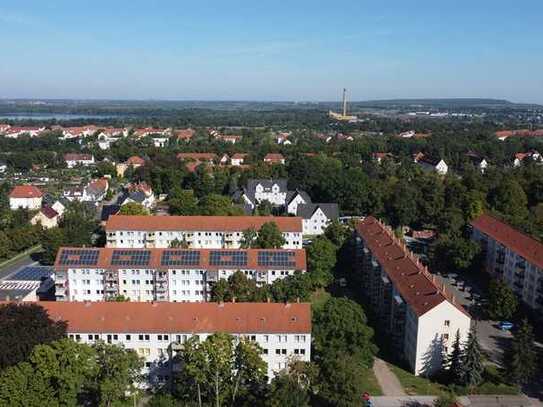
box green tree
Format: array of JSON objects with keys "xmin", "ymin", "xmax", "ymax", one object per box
[
  {"xmin": 240, "ymin": 227, "xmax": 258, "ymax": 249},
  {"xmin": 210, "ymin": 271, "xmax": 261, "ymax": 302},
  {"xmin": 433, "ymin": 392, "xmax": 457, "ymax": 407},
  {"xmin": 0, "ymin": 303, "xmax": 66, "ymax": 370},
  {"xmin": 430, "ymin": 235, "xmax": 480, "ymax": 274},
  {"xmin": 41, "ymin": 227, "xmax": 66, "ymax": 265},
  {"xmin": 200, "ymin": 194, "xmax": 244, "ymax": 216},
  {"xmin": 119, "ymin": 202, "xmax": 149, "ymax": 215},
  {"xmin": 461, "ymin": 326, "xmax": 484, "ymax": 388},
  {"xmin": 324, "ymin": 220, "xmax": 350, "ymax": 247},
  {"xmin": 306, "ymin": 236, "xmax": 336, "ymax": 287},
  {"xmin": 267, "ymin": 360, "xmax": 318, "ymax": 407},
  {"xmin": 173, "ymin": 333, "xmax": 267, "ymax": 407},
  {"xmin": 488, "ymin": 179, "xmax": 529, "ymax": 224},
  {"xmin": 89, "ymin": 341, "xmax": 143, "ymax": 407},
  {"xmin": 0, "ymin": 339, "xmax": 97, "ymax": 407},
  {"xmin": 487, "ymin": 279, "xmax": 518, "ymax": 320},
  {"xmin": 255, "ymin": 222, "xmax": 286, "ymax": 249},
  {"xmin": 313, "ymin": 298, "xmax": 376, "ymax": 368},
  {"xmin": 255, "ymin": 200, "xmax": 273, "ymax": 216},
  {"xmin": 317, "ymin": 352, "xmax": 367, "ymax": 407},
  {"xmin": 505, "ymin": 319, "xmax": 537, "ymax": 385},
  {"xmin": 445, "ymin": 330, "xmax": 463, "ymax": 384},
  {"xmin": 168, "ymin": 189, "xmax": 199, "ymax": 215}
]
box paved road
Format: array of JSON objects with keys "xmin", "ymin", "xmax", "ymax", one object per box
[
  {"xmin": 370, "ymin": 395, "xmax": 537, "ymax": 407},
  {"xmin": 373, "ymin": 358, "xmax": 406, "ymax": 396},
  {"xmin": 0, "ymin": 255, "xmax": 37, "ymax": 281}
]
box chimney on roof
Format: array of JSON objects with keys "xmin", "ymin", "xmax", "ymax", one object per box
[
  {"xmin": 296, "ymin": 297, "xmax": 300, "ymax": 303},
  {"xmin": 232, "ymin": 297, "xmax": 236, "ymax": 303},
  {"xmin": 267, "ymin": 297, "xmax": 271, "ymax": 303}
]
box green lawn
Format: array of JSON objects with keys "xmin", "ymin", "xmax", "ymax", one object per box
[
  {"xmin": 360, "ymin": 367, "xmax": 383, "ymax": 396},
  {"xmin": 388, "ymin": 364, "xmax": 447, "ymax": 396},
  {"xmin": 310, "ymin": 289, "xmax": 331, "ymax": 312}
]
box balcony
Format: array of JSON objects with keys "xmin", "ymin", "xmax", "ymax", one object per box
[
  {"xmin": 513, "ymin": 281, "xmax": 524, "ymax": 290},
  {"xmin": 155, "ymin": 285, "xmax": 167, "ymax": 293},
  {"xmin": 105, "ymin": 285, "xmax": 118, "ymax": 293}
]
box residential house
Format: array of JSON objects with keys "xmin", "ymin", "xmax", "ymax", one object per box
[
  {"xmin": 31, "ymin": 206, "xmax": 60, "ymax": 229},
  {"xmin": 62, "ymin": 126, "xmax": 97, "ymax": 139},
  {"xmin": 354, "ymin": 217, "xmax": 471, "ymax": 375},
  {"xmin": 0, "ymin": 124, "xmax": 11, "ymax": 134},
  {"xmin": 495, "ymin": 129, "xmax": 543, "ymax": 141},
  {"xmin": 234, "ymin": 179, "xmax": 289, "ymax": 210},
  {"xmin": 286, "ymin": 190, "xmax": 312, "ymax": 215},
  {"xmin": 513, "ymin": 150, "xmax": 541, "ymax": 167},
  {"xmin": 372, "ymin": 152, "xmax": 393, "ymax": 164},
  {"xmin": 4, "ymin": 126, "xmax": 45, "ymax": 138},
  {"xmin": 471, "ymin": 213, "xmax": 543, "ymax": 312},
  {"xmin": 38, "ymin": 301, "xmax": 311, "ymax": 383},
  {"xmin": 263, "ymin": 153, "xmax": 285, "ymax": 165},
  {"xmin": 116, "ymin": 156, "xmax": 146, "ymax": 177},
  {"xmin": 230, "ymin": 153, "xmax": 248, "ymax": 166},
  {"xmin": 296, "ymin": 203, "xmax": 339, "ymax": 235},
  {"xmin": 54, "ymin": 246, "xmax": 306, "ymax": 302},
  {"xmin": 276, "ymin": 132, "xmax": 292, "ymax": 145},
  {"xmin": 64, "ymin": 153, "xmax": 95, "ymax": 168},
  {"xmin": 105, "ymin": 215, "xmax": 303, "ymax": 249},
  {"xmin": 413, "ymin": 153, "xmax": 448, "ymax": 175},
  {"xmin": 9, "ymin": 185, "xmax": 43, "ymax": 210},
  {"xmin": 465, "ymin": 152, "xmax": 489, "ymax": 173},
  {"xmin": 174, "ymin": 128, "xmax": 195, "ymax": 142},
  {"xmin": 119, "ymin": 182, "xmax": 156, "ymax": 209}
]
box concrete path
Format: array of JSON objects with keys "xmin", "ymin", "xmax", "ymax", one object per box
[
  {"xmin": 370, "ymin": 395, "xmax": 537, "ymax": 407},
  {"xmin": 373, "ymin": 358, "xmax": 406, "ymax": 396}
]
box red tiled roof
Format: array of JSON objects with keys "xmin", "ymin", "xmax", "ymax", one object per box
[
  {"xmin": 471, "ymin": 213, "xmax": 543, "ymax": 270},
  {"xmin": 496, "ymin": 129, "xmax": 543, "ymax": 139},
  {"xmin": 9, "ymin": 185, "xmax": 43, "ymax": 199},
  {"xmin": 263, "ymin": 153, "xmax": 285, "ymax": 162},
  {"xmin": 40, "ymin": 206, "xmax": 59, "ymax": 219},
  {"xmin": 231, "ymin": 153, "xmax": 248, "ymax": 159},
  {"xmin": 31, "ymin": 302, "xmax": 312, "ymax": 334},
  {"xmin": 177, "ymin": 153, "xmax": 217, "ymax": 161},
  {"xmin": 175, "ymin": 128, "xmax": 195, "ymax": 140},
  {"xmin": 125, "ymin": 156, "xmax": 145, "ymax": 166},
  {"xmin": 55, "ymin": 247, "xmax": 306, "ymax": 271},
  {"xmin": 356, "ymin": 217, "xmax": 468, "ymax": 317},
  {"xmin": 64, "ymin": 153, "xmax": 93, "ymax": 161},
  {"xmin": 106, "ymin": 215, "xmax": 302, "ymax": 232}
]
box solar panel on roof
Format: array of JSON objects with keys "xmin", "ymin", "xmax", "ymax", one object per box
[
  {"xmin": 10, "ymin": 266, "xmax": 53, "ymax": 281},
  {"xmin": 58, "ymin": 249, "xmax": 99, "ymax": 266},
  {"xmin": 111, "ymin": 250, "xmax": 151, "ymax": 267},
  {"xmin": 257, "ymin": 251, "xmax": 296, "ymax": 268},
  {"xmin": 209, "ymin": 251, "xmax": 248, "ymax": 267},
  {"xmin": 161, "ymin": 250, "xmax": 201, "ymax": 267}
]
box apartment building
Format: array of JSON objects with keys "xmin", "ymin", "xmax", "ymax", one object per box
[
  {"xmin": 39, "ymin": 301, "xmax": 311, "ymax": 383},
  {"xmin": 105, "ymin": 215, "xmax": 303, "ymax": 249},
  {"xmin": 354, "ymin": 217, "xmax": 471, "ymax": 376},
  {"xmin": 54, "ymin": 247, "xmax": 306, "ymax": 302},
  {"xmin": 471, "ymin": 213, "xmax": 543, "ymax": 311}
]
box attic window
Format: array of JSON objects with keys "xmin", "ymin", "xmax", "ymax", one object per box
[{"xmin": 291, "ymin": 316, "xmax": 297, "ymax": 322}]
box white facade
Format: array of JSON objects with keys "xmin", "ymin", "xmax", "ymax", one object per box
[
  {"xmin": 41, "ymin": 301, "xmax": 311, "ymax": 384},
  {"xmin": 9, "ymin": 196, "xmax": 41, "ymax": 210},
  {"xmin": 302, "ymin": 207, "xmax": 330, "ymax": 235},
  {"xmin": 471, "ymin": 220, "xmax": 543, "ymax": 311},
  {"xmin": 254, "ymin": 182, "xmax": 287, "ymax": 206},
  {"xmin": 107, "ymin": 229, "xmax": 302, "ymax": 249},
  {"xmin": 356, "ymin": 217, "xmax": 471, "ymax": 376},
  {"xmin": 68, "ymin": 329, "xmax": 310, "ymax": 383},
  {"xmin": 286, "ymin": 193, "xmax": 308, "ymax": 215},
  {"xmin": 65, "ymin": 156, "xmax": 95, "ymax": 168}
]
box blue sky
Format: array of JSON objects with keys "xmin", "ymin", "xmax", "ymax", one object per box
[{"xmin": 0, "ymin": 0, "xmax": 542, "ymax": 102}]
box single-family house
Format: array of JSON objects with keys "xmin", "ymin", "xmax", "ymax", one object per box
[
  {"xmin": 297, "ymin": 203, "xmax": 339, "ymax": 235},
  {"xmin": 64, "ymin": 153, "xmax": 95, "ymax": 168},
  {"xmin": 230, "ymin": 153, "xmax": 247, "ymax": 166},
  {"xmin": 31, "ymin": 206, "xmax": 60, "ymax": 229},
  {"xmin": 9, "ymin": 185, "xmax": 43, "ymax": 210},
  {"xmin": 413, "ymin": 153, "xmax": 448, "ymax": 175},
  {"xmin": 263, "ymin": 153, "xmax": 285, "ymax": 165}
]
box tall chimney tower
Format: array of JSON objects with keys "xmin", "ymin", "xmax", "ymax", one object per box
[{"xmin": 342, "ymin": 88, "xmax": 348, "ymax": 116}]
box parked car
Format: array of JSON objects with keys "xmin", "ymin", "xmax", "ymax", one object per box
[{"xmin": 499, "ymin": 321, "xmax": 514, "ymax": 331}]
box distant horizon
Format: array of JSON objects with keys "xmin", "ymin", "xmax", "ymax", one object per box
[{"xmin": 0, "ymin": 96, "xmax": 539, "ymax": 106}]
